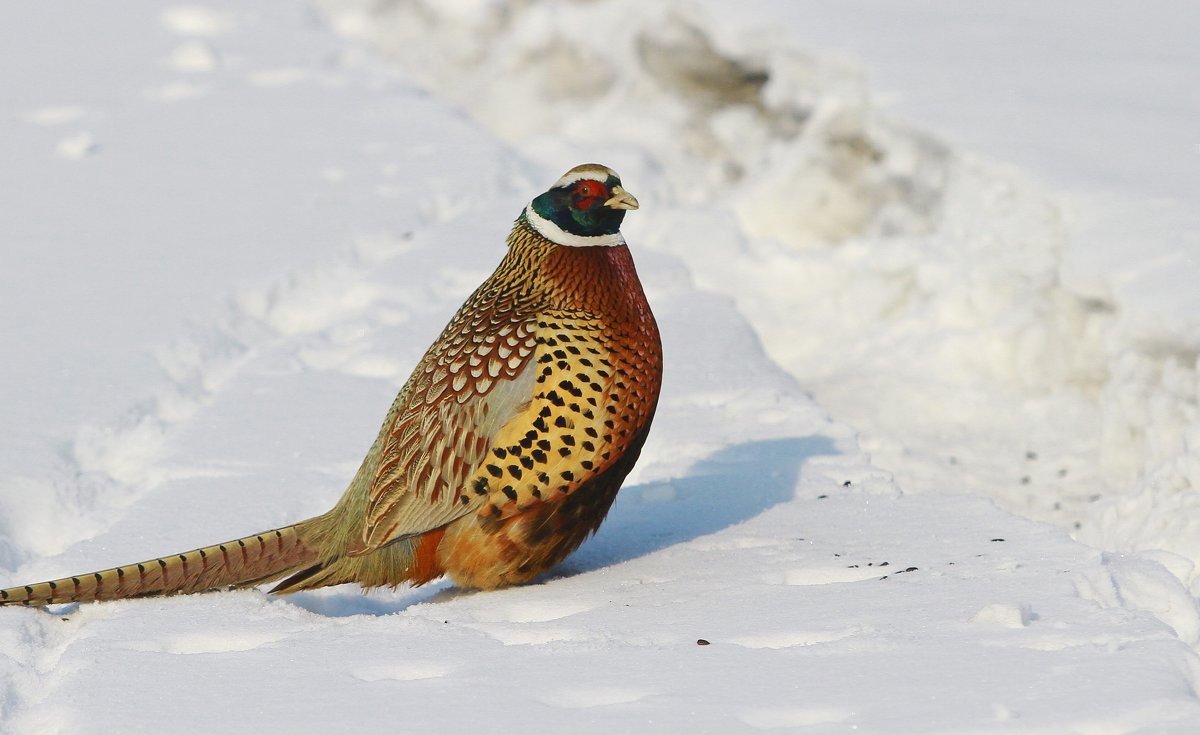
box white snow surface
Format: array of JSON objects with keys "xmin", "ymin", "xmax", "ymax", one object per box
[{"xmin": 1, "ymin": 1, "xmax": 1199, "ymax": 733}]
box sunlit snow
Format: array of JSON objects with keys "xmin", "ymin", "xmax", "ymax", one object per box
[{"xmin": 2, "ymin": 1, "xmax": 1200, "ymax": 732}]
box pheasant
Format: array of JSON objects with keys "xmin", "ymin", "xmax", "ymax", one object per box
[{"xmin": 0, "ymin": 164, "xmax": 661, "ymax": 606}]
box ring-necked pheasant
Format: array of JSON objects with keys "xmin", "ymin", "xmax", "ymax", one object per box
[{"xmin": 0, "ymin": 164, "xmax": 662, "ymax": 606}]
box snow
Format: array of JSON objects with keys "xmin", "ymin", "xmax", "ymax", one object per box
[
  {"xmin": 2, "ymin": 0, "xmax": 1200, "ymax": 732},
  {"xmin": 318, "ymin": 0, "xmax": 1200, "ymax": 582}
]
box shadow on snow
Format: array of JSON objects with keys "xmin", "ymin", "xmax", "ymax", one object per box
[
  {"xmin": 285, "ymin": 435, "xmax": 835, "ymax": 618},
  {"xmin": 567, "ymin": 435, "xmax": 834, "ymax": 573}
]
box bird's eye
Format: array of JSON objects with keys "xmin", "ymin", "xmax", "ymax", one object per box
[{"xmin": 572, "ymin": 180, "xmax": 608, "ymax": 209}]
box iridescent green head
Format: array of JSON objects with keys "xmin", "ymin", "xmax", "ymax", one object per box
[{"xmin": 524, "ymin": 164, "xmax": 639, "ymax": 247}]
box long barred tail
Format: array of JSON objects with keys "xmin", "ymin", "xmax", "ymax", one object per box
[{"xmin": 0, "ymin": 521, "xmax": 320, "ymax": 606}]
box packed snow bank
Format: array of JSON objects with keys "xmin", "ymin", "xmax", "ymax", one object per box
[
  {"xmin": 707, "ymin": 0, "xmax": 1200, "ymax": 603},
  {"xmin": 2, "ymin": 1, "xmax": 1200, "ymax": 733},
  {"xmin": 318, "ymin": 0, "xmax": 1200, "ymax": 597}
]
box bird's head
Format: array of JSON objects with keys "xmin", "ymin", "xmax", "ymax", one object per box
[{"xmin": 524, "ymin": 164, "xmax": 639, "ymax": 248}]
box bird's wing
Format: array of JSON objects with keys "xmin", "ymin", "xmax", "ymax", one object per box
[{"xmin": 353, "ymin": 312, "xmax": 540, "ymax": 553}]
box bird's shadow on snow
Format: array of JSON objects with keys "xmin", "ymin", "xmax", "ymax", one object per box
[
  {"xmin": 563, "ymin": 435, "xmax": 835, "ymax": 574},
  {"xmin": 285, "ymin": 436, "xmax": 832, "ymax": 618}
]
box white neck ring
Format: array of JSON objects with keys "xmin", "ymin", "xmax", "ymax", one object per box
[{"xmin": 524, "ymin": 204, "xmax": 625, "ymax": 248}]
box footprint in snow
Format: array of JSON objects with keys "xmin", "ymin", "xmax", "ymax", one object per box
[
  {"xmin": 471, "ymin": 625, "xmax": 584, "ymax": 647},
  {"xmin": 165, "ymin": 40, "xmax": 220, "ymax": 73},
  {"xmin": 740, "ymin": 707, "xmax": 853, "ymax": 729},
  {"xmin": 464, "ymin": 598, "xmax": 596, "ymax": 646},
  {"xmin": 730, "ymin": 628, "xmax": 858, "ymax": 650},
  {"xmin": 537, "ymin": 687, "xmax": 647, "ymax": 708},
  {"xmin": 772, "ymin": 565, "xmax": 890, "ymax": 586},
  {"xmin": 469, "ymin": 599, "xmax": 593, "ymax": 624},
  {"xmin": 22, "ymin": 106, "xmax": 86, "ymax": 126},
  {"xmin": 160, "ymin": 6, "xmax": 236, "ymax": 37},
  {"xmin": 352, "ymin": 662, "xmax": 454, "ymax": 682},
  {"xmin": 55, "ymin": 131, "xmax": 99, "ymax": 159},
  {"xmin": 124, "ymin": 630, "xmax": 286, "ymax": 655},
  {"xmin": 143, "ymin": 80, "xmax": 211, "ymax": 102}
]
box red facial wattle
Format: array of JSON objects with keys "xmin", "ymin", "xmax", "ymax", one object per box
[{"xmin": 572, "ymin": 180, "xmax": 609, "ymax": 210}]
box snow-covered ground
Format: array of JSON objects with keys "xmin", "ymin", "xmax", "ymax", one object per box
[{"xmin": 2, "ymin": 1, "xmax": 1200, "ymax": 732}]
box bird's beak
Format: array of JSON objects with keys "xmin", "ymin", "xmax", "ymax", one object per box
[{"xmin": 604, "ymin": 186, "xmax": 639, "ymax": 210}]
